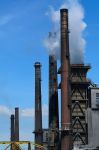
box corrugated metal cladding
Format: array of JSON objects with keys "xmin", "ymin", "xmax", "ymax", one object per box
[{"xmin": 90, "ymin": 87, "xmax": 99, "ymax": 108}]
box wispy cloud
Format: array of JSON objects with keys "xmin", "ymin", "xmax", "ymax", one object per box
[
  {"xmin": 0, "ymin": 14, "xmax": 13, "ymax": 26},
  {"xmin": 0, "ymin": 104, "xmax": 48, "ymax": 117},
  {"xmin": 21, "ymin": 108, "xmax": 34, "ymax": 117},
  {"xmin": 0, "ymin": 105, "xmax": 13, "ymax": 116}
]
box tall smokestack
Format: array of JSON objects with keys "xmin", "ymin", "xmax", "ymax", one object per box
[
  {"xmin": 34, "ymin": 62, "xmax": 43, "ymax": 148},
  {"xmin": 11, "ymin": 114, "xmax": 15, "ymax": 142},
  {"xmin": 49, "ymin": 55, "xmax": 59, "ymax": 129},
  {"xmin": 60, "ymin": 9, "xmax": 71, "ymax": 150},
  {"xmin": 15, "ymin": 107, "xmax": 19, "ymax": 141},
  {"xmin": 49, "ymin": 54, "xmax": 59, "ymax": 149}
]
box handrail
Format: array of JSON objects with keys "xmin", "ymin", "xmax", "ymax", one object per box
[{"xmin": 0, "ymin": 141, "xmax": 46, "ymax": 150}]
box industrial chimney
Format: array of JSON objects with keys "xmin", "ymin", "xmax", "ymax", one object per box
[
  {"xmin": 10, "ymin": 114, "xmax": 15, "ymax": 142},
  {"xmin": 60, "ymin": 9, "xmax": 71, "ymax": 150},
  {"xmin": 49, "ymin": 55, "xmax": 59, "ymax": 129},
  {"xmin": 15, "ymin": 107, "xmax": 19, "ymax": 141},
  {"xmin": 34, "ymin": 62, "xmax": 43, "ymax": 148},
  {"xmin": 49, "ymin": 54, "xmax": 59, "ymax": 150}
]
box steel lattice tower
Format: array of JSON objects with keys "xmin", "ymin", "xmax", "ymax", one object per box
[{"xmin": 71, "ymin": 64, "xmax": 90, "ymax": 145}]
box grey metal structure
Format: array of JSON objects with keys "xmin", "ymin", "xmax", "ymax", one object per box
[
  {"xmin": 15, "ymin": 107, "xmax": 19, "ymax": 141},
  {"xmin": 11, "ymin": 115, "xmax": 15, "ymax": 142},
  {"xmin": 42, "ymin": 129, "xmax": 49, "ymax": 150},
  {"xmin": 89, "ymin": 87, "xmax": 99, "ymax": 109},
  {"xmin": 87, "ymin": 87, "xmax": 99, "ymax": 147},
  {"xmin": 10, "ymin": 108, "xmax": 20, "ymax": 150}
]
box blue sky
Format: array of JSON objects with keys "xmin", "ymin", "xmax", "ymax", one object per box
[{"xmin": 0, "ymin": 0, "xmax": 99, "ymax": 146}]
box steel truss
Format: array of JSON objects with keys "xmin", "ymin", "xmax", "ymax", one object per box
[{"xmin": 71, "ymin": 64, "xmax": 90, "ymax": 145}]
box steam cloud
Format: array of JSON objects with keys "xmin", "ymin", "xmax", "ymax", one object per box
[
  {"xmin": 44, "ymin": 0, "xmax": 87, "ymax": 63},
  {"xmin": 44, "ymin": 32, "xmax": 60, "ymax": 59}
]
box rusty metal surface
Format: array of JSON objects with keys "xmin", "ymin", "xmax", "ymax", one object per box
[
  {"xmin": 60, "ymin": 9, "xmax": 71, "ymax": 150},
  {"xmin": 49, "ymin": 55, "xmax": 59, "ymax": 129},
  {"xmin": 71, "ymin": 65, "xmax": 90, "ymax": 145},
  {"xmin": 49, "ymin": 55, "xmax": 59, "ymax": 150}
]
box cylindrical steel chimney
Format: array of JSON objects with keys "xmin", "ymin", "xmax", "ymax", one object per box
[
  {"xmin": 11, "ymin": 114, "xmax": 15, "ymax": 142},
  {"xmin": 15, "ymin": 107, "xmax": 19, "ymax": 141},
  {"xmin": 60, "ymin": 9, "xmax": 71, "ymax": 150},
  {"xmin": 34, "ymin": 62, "xmax": 43, "ymax": 148},
  {"xmin": 49, "ymin": 54, "xmax": 59, "ymax": 149}
]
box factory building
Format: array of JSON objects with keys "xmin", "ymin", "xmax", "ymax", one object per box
[
  {"xmin": 10, "ymin": 7, "xmax": 95, "ymax": 150},
  {"xmin": 43, "ymin": 8, "xmax": 99, "ymax": 149},
  {"xmin": 77, "ymin": 87, "xmax": 99, "ymax": 150},
  {"xmin": 41, "ymin": 9, "xmax": 94, "ymax": 149},
  {"xmin": 71, "ymin": 64, "xmax": 90, "ymax": 145},
  {"xmin": 7, "ymin": 7, "xmax": 99, "ymax": 150},
  {"xmin": 87, "ymin": 87, "xmax": 99, "ymax": 148}
]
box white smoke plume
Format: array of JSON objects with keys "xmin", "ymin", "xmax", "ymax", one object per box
[
  {"xmin": 44, "ymin": 32, "xmax": 60, "ymax": 59},
  {"xmin": 44, "ymin": 0, "xmax": 87, "ymax": 63}
]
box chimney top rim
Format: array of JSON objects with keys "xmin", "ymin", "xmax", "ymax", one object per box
[
  {"xmin": 60, "ymin": 8, "xmax": 68, "ymax": 12},
  {"xmin": 34, "ymin": 62, "xmax": 41, "ymax": 67}
]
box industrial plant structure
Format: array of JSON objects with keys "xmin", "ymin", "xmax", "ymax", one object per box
[
  {"xmin": 34, "ymin": 8, "xmax": 99, "ymax": 150},
  {"xmin": 71, "ymin": 64, "xmax": 90, "ymax": 145},
  {"xmin": 0, "ymin": 7, "xmax": 99, "ymax": 150},
  {"xmin": 10, "ymin": 107, "xmax": 20, "ymax": 149},
  {"xmin": 49, "ymin": 54, "xmax": 59, "ymax": 150},
  {"xmin": 87, "ymin": 87, "xmax": 99, "ymax": 147}
]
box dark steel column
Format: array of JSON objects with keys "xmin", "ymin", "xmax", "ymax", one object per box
[
  {"xmin": 60, "ymin": 9, "xmax": 71, "ymax": 150},
  {"xmin": 11, "ymin": 114, "xmax": 15, "ymax": 141},
  {"xmin": 28, "ymin": 142, "xmax": 31, "ymax": 150},
  {"xmin": 34, "ymin": 62, "xmax": 43, "ymax": 149},
  {"xmin": 15, "ymin": 107, "xmax": 19, "ymax": 141},
  {"xmin": 49, "ymin": 55, "xmax": 59, "ymax": 149}
]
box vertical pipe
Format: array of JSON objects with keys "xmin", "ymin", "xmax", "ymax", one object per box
[
  {"xmin": 60, "ymin": 9, "xmax": 71, "ymax": 150},
  {"xmin": 28, "ymin": 142, "xmax": 31, "ymax": 150},
  {"xmin": 34, "ymin": 62, "xmax": 43, "ymax": 148},
  {"xmin": 15, "ymin": 107, "xmax": 19, "ymax": 141},
  {"xmin": 11, "ymin": 114, "xmax": 15, "ymax": 142},
  {"xmin": 49, "ymin": 54, "xmax": 59, "ymax": 149}
]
